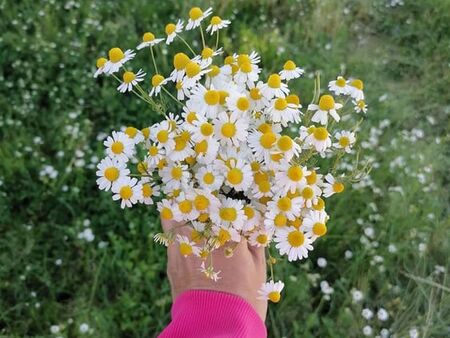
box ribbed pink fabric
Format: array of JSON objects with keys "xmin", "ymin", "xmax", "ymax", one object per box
[{"xmin": 158, "ymin": 290, "xmax": 267, "ymax": 337}]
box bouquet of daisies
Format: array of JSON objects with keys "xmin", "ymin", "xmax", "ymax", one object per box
[{"xmin": 94, "ymin": 6, "xmax": 369, "ymax": 302}]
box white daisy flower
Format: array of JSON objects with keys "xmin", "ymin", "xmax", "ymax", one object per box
[
  {"xmin": 117, "ymin": 69, "xmax": 146, "ymax": 93},
  {"xmin": 308, "ymin": 94, "xmax": 343, "ymax": 125},
  {"xmin": 206, "ymin": 16, "xmax": 231, "ymax": 34},
  {"xmin": 328, "ymin": 76, "xmax": 351, "ymax": 96},
  {"xmin": 226, "ymin": 92, "xmax": 251, "ymax": 115},
  {"xmin": 251, "ymin": 175, "xmax": 274, "ymax": 199},
  {"xmin": 267, "ymin": 195, "xmax": 302, "ymax": 220},
  {"xmin": 188, "ymin": 85, "xmax": 221, "ymax": 118},
  {"xmin": 150, "ymin": 121, "xmax": 176, "ymax": 151},
  {"xmin": 353, "ymin": 99, "xmax": 368, "ymax": 114},
  {"xmin": 234, "ymin": 61, "xmax": 261, "ymax": 87},
  {"xmin": 189, "ymin": 116, "xmax": 215, "ymax": 143},
  {"xmin": 248, "ymin": 130, "xmax": 278, "ymax": 162},
  {"xmin": 214, "ymin": 111, "xmax": 249, "ymax": 147},
  {"xmin": 96, "ymin": 157, "xmax": 130, "ymax": 191},
  {"xmin": 279, "ymin": 60, "xmax": 304, "ymax": 81},
  {"xmin": 104, "ymin": 131, "xmax": 135, "ymax": 163},
  {"xmin": 195, "ymin": 164, "xmax": 224, "ymax": 191},
  {"xmin": 302, "ymin": 210, "xmax": 329, "ymax": 240},
  {"xmin": 103, "ymin": 48, "xmax": 136, "ymax": 75},
  {"xmin": 322, "ymin": 173, "xmax": 345, "ymax": 198},
  {"xmin": 123, "ymin": 126, "xmax": 145, "ymax": 145},
  {"xmin": 199, "ymin": 261, "xmax": 222, "ymax": 281},
  {"xmin": 274, "ymin": 227, "xmax": 314, "ymax": 261},
  {"xmin": 146, "ymin": 143, "xmax": 165, "ymax": 167},
  {"xmin": 212, "ymin": 225, "xmax": 241, "ymax": 246},
  {"xmin": 175, "ymin": 80, "xmax": 190, "ymax": 100},
  {"xmin": 248, "ymin": 227, "xmax": 272, "ymax": 247},
  {"xmin": 169, "ymin": 52, "xmax": 191, "ymax": 82},
  {"xmin": 242, "ymin": 204, "xmax": 263, "ymax": 232},
  {"xmin": 222, "ymin": 158, "xmax": 253, "ymax": 192},
  {"xmin": 200, "ymin": 47, "xmax": 223, "ymax": 68},
  {"xmin": 264, "ymin": 211, "xmax": 288, "ymax": 231},
  {"xmin": 210, "ymin": 197, "xmax": 246, "ymax": 230},
  {"xmin": 248, "ymin": 81, "xmax": 270, "ymax": 111},
  {"xmin": 186, "ymin": 7, "xmax": 213, "ymax": 30},
  {"xmin": 348, "ymin": 79, "xmax": 364, "ymax": 101},
  {"xmin": 305, "ymin": 126, "xmax": 332, "ymax": 153},
  {"xmin": 192, "ymin": 188, "xmax": 220, "ymax": 215},
  {"xmin": 158, "ymin": 199, "xmax": 176, "ymax": 221},
  {"xmin": 257, "ymin": 280, "xmax": 284, "ymax": 303},
  {"xmin": 274, "ymin": 162, "xmax": 310, "ymax": 194},
  {"xmin": 193, "ymin": 137, "xmax": 219, "ymax": 164},
  {"xmin": 165, "ymin": 20, "xmax": 184, "ymax": 45},
  {"xmin": 205, "ymin": 64, "xmax": 232, "ymax": 90},
  {"xmin": 166, "ymin": 131, "xmax": 195, "ymax": 162},
  {"xmin": 93, "ymin": 57, "xmax": 107, "ymax": 78},
  {"xmin": 173, "ymin": 191, "xmax": 200, "ymax": 221},
  {"xmin": 136, "ymin": 32, "xmax": 164, "ymax": 50},
  {"xmin": 266, "ymin": 97, "xmax": 301, "ymax": 127},
  {"xmin": 112, "ymin": 177, "xmax": 142, "ymax": 209},
  {"xmin": 149, "ymin": 74, "xmax": 169, "ymax": 97},
  {"xmin": 298, "ymin": 184, "xmax": 321, "ymax": 209},
  {"xmin": 138, "ymin": 180, "xmax": 161, "ymax": 205},
  {"xmin": 334, "ymin": 130, "xmax": 356, "ymax": 153},
  {"xmin": 183, "ymin": 60, "xmax": 210, "ymax": 88},
  {"xmin": 160, "ymin": 162, "xmax": 191, "ymax": 192},
  {"xmin": 272, "ymin": 135, "xmax": 301, "ymax": 162},
  {"xmin": 177, "ymin": 234, "xmax": 201, "ymax": 257},
  {"xmin": 261, "ymin": 73, "xmax": 289, "ymax": 99}
]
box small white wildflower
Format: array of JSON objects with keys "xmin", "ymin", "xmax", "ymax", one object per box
[
  {"xmin": 409, "ymin": 327, "xmax": 419, "ymax": 338},
  {"xmin": 345, "ymin": 250, "xmax": 353, "ymax": 259},
  {"xmin": 317, "ymin": 257, "xmax": 327, "ymax": 268},
  {"xmin": 362, "ymin": 308, "xmax": 374, "ymax": 320},
  {"xmin": 50, "ymin": 325, "xmax": 60, "ymax": 334},
  {"xmin": 377, "ymin": 308, "xmax": 389, "ymax": 321},
  {"xmin": 388, "ymin": 244, "xmax": 397, "ymax": 253},
  {"xmin": 79, "ymin": 323, "xmax": 89, "ymax": 334},
  {"xmin": 363, "ymin": 325, "xmax": 373, "ymax": 336},
  {"xmin": 351, "ymin": 289, "xmax": 364, "ymax": 303}
]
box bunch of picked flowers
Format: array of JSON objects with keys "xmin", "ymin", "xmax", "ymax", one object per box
[{"xmin": 94, "ymin": 6, "xmax": 369, "ymax": 303}]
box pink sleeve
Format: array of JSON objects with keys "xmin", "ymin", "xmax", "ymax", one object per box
[{"xmin": 158, "ymin": 289, "xmax": 267, "ymax": 338}]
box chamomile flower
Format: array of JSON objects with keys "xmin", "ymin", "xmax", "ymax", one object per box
[
  {"xmin": 210, "ymin": 197, "xmax": 246, "ymax": 230},
  {"xmin": 258, "ymin": 280, "xmax": 285, "ymax": 303},
  {"xmin": 302, "ymin": 210, "xmax": 329, "ymax": 240},
  {"xmin": 206, "ymin": 16, "xmax": 231, "ymax": 34},
  {"xmin": 170, "ymin": 52, "xmax": 191, "ymax": 82},
  {"xmin": 193, "ymin": 137, "xmax": 219, "ymax": 164},
  {"xmin": 242, "ymin": 204, "xmax": 262, "ymax": 231},
  {"xmin": 205, "ymin": 65, "xmax": 232, "ymax": 90},
  {"xmin": 267, "ymin": 195, "xmax": 302, "ymax": 220},
  {"xmin": 248, "ymin": 81, "xmax": 269, "ymax": 111},
  {"xmin": 165, "ymin": 20, "xmax": 184, "ymax": 45},
  {"xmin": 177, "ymin": 234, "xmax": 201, "ymax": 257},
  {"xmin": 96, "ymin": 157, "xmax": 130, "ymax": 191},
  {"xmin": 186, "ymin": 7, "xmax": 213, "ymax": 30},
  {"xmin": 298, "ymin": 184, "xmax": 321, "ymax": 208},
  {"xmin": 251, "ymin": 175, "xmax": 274, "ymax": 199},
  {"xmin": 334, "ymin": 131, "xmax": 356, "ymax": 153},
  {"xmin": 248, "ymin": 130, "xmax": 278, "ymax": 162},
  {"xmin": 192, "ymin": 189, "xmax": 220, "ymax": 214},
  {"xmin": 182, "ymin": 57, "xmax": 212, "ymax": 88},
  {"xmin": 195, "ymin": 164, "xmax": 224, "ymax": 191},
  {"xmin": 348, "ymin": 79, "xmax": 364, "ymax": 101},
  {"xmin": 214, "ymin": 111, "xmax": 249, "ymax": 147},
  {"xmin": 146, "ymin": 143, "xmax": 165, "ymax": 167},
  {"xmin": 279, "ymin": 60, "xmax": 304, "ymax": 81},
  {"xmin": 136, "ymin": 32, "xmax": 164, "ymax": 50},
  {"xmin": 104, "ymin": 131, "xmax": 135, "ymax": 162},
  {"xmin": 305, "ymin": 126, "xmax": 332, "ymax": 153},
  {"xmin": 160, "ymin": 163, "xmax": 191, "ymax": 192},
  {"xmin": 353, "ymin": 99, "xmax": 368, "ymax": 114},
  {"xmin": 117, "ymin": 69, "xmax": 146, "ymax": 93},
  {"xmin": 273, "ymin": 135, "xmax": 301, "ymax": 161},
  {"xmin": 264, "ymin": 211, "xmax": 289, "ymax": 231},
  {"xmin": 173, "ymin": 191, "xmax": 200, "ymax": 221},
  {"xmin": 308, "ymin": 94, "xmax": 343, "ymax": 125},
  {"xmin": 138, "ymin": 180, "xmax": 161, "ymax": 205},
  {"xmin": 112, "ymin": 177, "xmax": 142, "ymax": 209},
  {"xmin": 123, "ymin": 126, "xmax": 145, "ymax": 145},
  {"xmin": 212, "ymin": 225, "xmax": 241, "ymax": 246},
  {"xmin": 175, "ymin": 80, "xmax": 190, "ymax": 100},
  {"xmin": 150, "ymin": 121, "xmax": 176, "ymax": 151},
  {"xmin": 234, "ymin": 60, "xmax": 261, "ymax": 86},
  {"xmin": 274, "ymin": 227, "xmax": 314, "ymax": 261},
  {"xmin": 266, "ymin": 97, "xmax": 301, "ymax": 127},
  {"xmin": 328, "ymin": 76, "xmax": 351, "ymax": 95},
  {"xmin": 261, "ymin": 73, "xmax": 289, "ymax": 99},
  {"xmin": 275, "ymin": 162, "xmax": 310, "ymax": 194},
  {"xmin": 222, "ymin": 159, "xmax": 253, "ymax": 192},
  {"xmin": 249, "ymin": 228, "xmax": 272, "ymax": 247},
  {"xmin": 168, "ymin": 131, "xmax": 195, "ymax": 162},
  {"xmin": 226, "ymin": 92, "xmax": 251, "ymax": 115},
  {"xmin": 158, "ymin": 199, "xmax": 175, "ymax": 221},
  {"xmin": 322, "ymin": 173, "xmax": 345, "ymax": 198},
  {"xmin": 200, "ymin": 47, "xmax": 223, "ymax": 68},
  {"xmin": 190, "ymin": 117, "xmax": 215, "ymax": 142},
  {"xmin": 149, "ymin": 74, "xmax": 169, "ymax": 97},
  {"xmin": 93, "ymin": 57, "xmax": 107, "ymax": 78},
  {"xmin": 188, "ymin": 85, "xmax": 221, "ymax": 118},
  {"xmin": 103, "ymin": 48, "xmax": 136, "ymax": 74}
]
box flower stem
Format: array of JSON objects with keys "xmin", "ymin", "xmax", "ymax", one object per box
[
  {"xmin": 150, "ymin": 46, "xmax": 159, "ymax": 74},
  {"xmin": 177, "ymin": 35, "xmax": 197, "ymax": 56},
  {"xmin": 199, "ymin": 24, "xmax": 206, "ymax": 49}
]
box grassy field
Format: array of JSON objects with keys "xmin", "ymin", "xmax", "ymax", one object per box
[{"xmin": 1, "ymin": 0, "xmax": 449, "ymax": 337}]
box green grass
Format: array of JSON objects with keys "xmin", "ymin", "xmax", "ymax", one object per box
[{"xmin": 1, "ymin": 0, "xmax": 449, "ymax": 337}]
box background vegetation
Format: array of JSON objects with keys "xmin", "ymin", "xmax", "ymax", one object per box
[{"xmin": 1, "ymin": 0, "xmax": 449, "ymax": 337}]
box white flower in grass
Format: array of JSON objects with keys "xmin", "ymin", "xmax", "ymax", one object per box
[
  {"xmin": 136, "ymin": 32, "xmax": 164, "ymax": 50},
  {"xmin": 257, "ymin": 280, "xmax": 284, "ymax": 303},
  {"xmin": 93, "ymin": 57, "xmax": 107, "ymax": 78},
  {"xmin": 261, "ymin": 73, "xmax": 289, "ymax": 99},
  {"xmin": 150, "ymin": 121, "xmax": 176, "ymax": 152},
  {"xmin": 302, "ymin": 210, "xmax": 329, "ymax": 241},
  {"xmin": 104, "ymin": 131, "xmax": 135, "ymax": 163},
  {"xmin": 298, "ymin": 184, "xmax": 321, "ymax": 209},
  {"xmin": 195, "ymin": 164, "xmax": 224, "ymax": 192},
  {"xmin": 169, "ymin": 52, "xmax": 191, "ymax": 82},
  {"xmin": 206, "ymin": 16, "xmax": 231, "ymax": 34},
  {"xmin": 186, "ymin": 7, "xmax": 213, "ymax": 30},
  {"xmin": 272, "ymin": 134, "xmax": 301, "ymax": 162},
  {"xmin": 328, "ymin": 76, "xmax": 351, "ymax": 95},
  {"xmin": 248, "ymin": 130, "xmax": 279, "ymax": 163},
  {"xmin": 279, "ymin": 60, "xmax": 304, "ymax": 81},
  {"xmin": 353, "ymin": 99, "xmax": 368, "ymax": 113},
  {"xmin": 334, "ymin": 130, "xmax": 356, "ymax": 153},
  {"xmin": 138, "ymin": 180, "xmax": 160, "ymax": 205},
  {"xmin": 160, "ymin": 162, "xmax": 191, "ymax": 192},
  {"xmin": 377, "ymin": 308, "xmax": 389, "ymax": 321},
  {"xmin": 274, "ymin": 227, "xmax": 314, "ymax": 261},
  {"xmin": 234, "ymin": 60, "xmax": 261, "ymax": 86},
  {"xmin": 183, "ymin": 59, "xmax": 210, "ymax": 89},
  {"xmin": 96, "ymin": 157, "xmax": 130, "ymax": 191},
  {"xmin": 117, "ymin": 69, "xmax": 145, "ymax": 93},
  {"xmin": 177, "ymin": 234, "xmax": 201, "ymax": 257},
  {"xmin": 167, "ymin": 131, "xmax": 195, "ymax": 162},
  {"xmin": 149, "ymin": 74, "xmax": 169, "ymax": 97},
  {"xmin": 188, "ymin": 85, "xmax": 222, "ymax": 118},
  {"xmin": 349, "ymin": 78, "xmax": 364, "ymax": 101},
  {"xmin": 305, "ymin": 126, "xmax": 332, "ymax": 153},
  {"xmin": 210, "ymin": 197, "xmax": 246, "ymax": 230},
  {"xmin": 308, "ymin": 94, "xmax": 343, "ymax": 125},
  {"xmin": 249, "ymin": 227, "xmax": 272, "ymax": 247},
  {"xmin": 322, "ymin": 173, "xmax": 345, "ymax": 198},
  {"xmin": 351, "ymin": 289, "xmax": 364, "ymax": 303},
  {"xmin": 103, "ymin": 48, "xmax": 135, "ymax": 75},
  {"xmin": 173, "ymin": 191, "xmax": 200, "ymax": 222},
  {"xmin": 214, "ymin": 111, "xmax": 249, "ymax": 147},
  {"xmin": 362, "ymin": 308, "xmax": 374, "ymax": 320},
  {"xmin": 165, "ymin": 20, "xmax": 184, "ymax": 45},
  {"xmin": 112, "ymin": 177, "xmax": 142, "ymax": 209},
  {"xmin": 362, "ymin": 325, "xmax": 373, "ymax": 336},
  {"xmin": 146, "ymin": 143, "xmax": 165, "ymax": 168},
  {"xmin": 266, "ymin": 97, "xmax": 301, "ymax": 127},
  {"xmin": 274, "ymin": 161, "xmax": 309, "ymax": 194},
  {"xmin": 79, "ymin": 323, "xmax": 89, "ymax": 334}
]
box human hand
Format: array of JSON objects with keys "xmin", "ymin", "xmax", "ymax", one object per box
[{"xmin": 162, "ymin": 218, "xmax": 268, "ymax": 321}]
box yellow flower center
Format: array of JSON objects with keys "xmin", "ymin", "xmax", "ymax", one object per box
[
  {"xmin": 277, "ymin": 197, "xmax": 292, "ymax": 212},
  {"xmin": 189, "ymin": 7, "xmax": 203, "ymax": 20},
  {"xmin": 152, "ymin": 74, "xmax": 165, "ymax": 87},
  {"xmin": 283, "ymin": 60, "xmax": 296, "ymax": 71},
  {"xmin": 287, "ymin": 229, "xmax": 304, "ymax": 247},
  {"xmin": 306, "ymin": 171, "xmax": 317, "ymax": 185},
  {"xmin": 236, "ymin": 97, "xmax": 250, "ymax": 111},
  {"xmin": 142, "ymin": 32, "xmax": 155, "ymax": 42},
  {"xmin": 250, "ymin": 161, "xmax": 261, "ymax": 171},
  {"xmin": 194, "ymin": 195, "xmax": 209, "ymax": 211},
  {"xmin": 208, "ymin": 65, "xmax": 220, "ymax": 77},
  {"xmin": 260, "ymin": 132, "xmax": 277, "ymax": 149},
  {"xmin": 204, "ymin": 90, "xmax": 220, "ymax": 105},
  {"xmin": 224, "ymin": 56, "xmax": 234, "ymax": 65},
  {"xmin": 111, "ymin": 141, "xmax": 124, "ymax": 154},
  {"xmin": 198, "ymin": 213, "xmax": 209, "ymax": 223},
  {"xmin": 173, "ymin": 53, "xmax": 190, "ymax": 70},
  {"xmin": 333, "ymin": 182, "xmax": 345, "ymax": 193},
  {"xmin": 277, "ymin": 135, "xmax": 293, "ymax": 151},
  {"xmin": 119, "ymin": 186, "xmax": 133, "ymax": 200},
  {"xmin": 148, "ymin": 145, "xmax": 159, "ymax": 156},
  {"xmin": 200, "ymin": 122, "xmax": 214, "ymax": 136},
  {"xmin": 249, "ymin": 88, "xmax": 262, "ymax": 100},
  {"xmin": 202, "ymin": 47, "xmax": 214, "ymax": 59},
  {"xmin": 268, "ymin": 291, "xmax": 281, "ymax": 303},
  {"xmin": 96, "ymin": 57, "xmax": 107, "ymax": 68},
  {"xmin": 244, "ymin": 206, "xmax": 255, "ymax": 219},
  {"xmin": 274, "ymin": 213, "xmax": 287, "ymax": 227},
  {"xmin": 210, "ymin": 16, "xmax": 222, "ymax": 25},
  {"xmin": 218, "ymin": 228, "xmax": 231, "ymax": 245},
  {"xmin": 220, "ymin": 208, "xmax": 237, "ymax": 222},
  {"xmin": 171, "ymin": 166, "xmax": 183, "ymax": 179},
  {"xmin": 257, "ymin": 123, "xmax": 272, "ymax": 134},
  {"xmin": 104, "ymin": 167, "xmax": 119, "ymax": 181},
  {"xmin": 258, "ymin": 180, "xmax": 271, "ymax": 193},
  {"xmin": 137, "ymin": 161, "xmax": 147, "ymax": 174},
  {"xmin": 313, "ymin": 222, "xmax": 327, "ymax": 236},
  {"xmin": 313, "ymin": 127, "xmax": 329, "ymax": 141},
  {"xmin": 124, "ymin": 127, "xmax": 137, "ymax": 138},
  {"xmin": 267, "ymin": 74, "xmax": 281, "ymax": 88},
  {"xmin": 288, "ymin": 217, "xmax": 302, "ymax": 229},
  {"xmin": 351, "ymin": 79, "xmax": 364, "ymax": 90},
  {"xmin": 339, "ymin": 136, "xmax": 350, "ymax": 147},
  {"xmin": 237, "ymin": 54, "xmax": 250, "ymax": 66},
  {"xmin": 165, "ymin": 23, "xmax": 176, "ymax": 35},
  {"xmin": 203, "ymin": 172, "xmax": 215, "ymax": 185},
  {"xmin": 174, "ymin": 137, "xmax": 187, "ymax": 151},
  {"xmin": 256, "ymin": 234, "xmax": 268, "ymax": 245},
  {"xmin": 286, "ymin": 94, "xmax": 300, "ymax": 105},
  {"xmin": 287, "ymin": 166, "xmax": 303, "ymax": 181},
  {"xmin": 108, "ymin": 48, "xmax": 124, "ymax": 63},
  {"xmin": 227, "ymin": 168, "xmax": 243, "ymax": 185},
  {"xmin": 142, "ymin": 127, "xmax": 150, "ymax": 139},
  {"xmin": 142, "ymin": 184, "xmax": 153, "ymax": 198},
  {"xmin": 240, "ymin": 61, "xmax": 252, "ymax": 73},
  {"xmin": 161, "ymin": 207, "xmax": 173, "ymax": 220},
  {"xmin": 122, "ymin": 71, "xmax": 135, "ymax": 84},
  {"xmin": 318, "ymin": 95, "xmax": 335, "ymax": 110},
  {"xmin": 179, "ymin": 199, "xmax": 193, "ymax": 213},
  {"xmin": 336, "ymin": 76, "xmax": 346, "ymax": 87},
  {"xmin": 221, "ymin": 122, "xmax": 236, "ymax": 138},
  {"xmin": 357, "ymin": 100, "xmax": 366, "ymax": 108},
  {"xmin": 195, "ymin": 140, "xmax": 208, "ymax": 154},
  {"xmin": 157, "ymin": 130, "xmax": 169, "ymax": 143},
  {"xmin": 302, "ymin": 186, "xmax": 314, "ymax": 199},
  {"xmin": 179, "ymin": 242, "xmax": 193, "ymax": 256},
  {"xmin": 218, "ymin": 90, "xmax": 229, "ymax": 105},
  {"xmin": 185, "ymin": 61, "xmax": 201, "ymax": 78},
  {"xmin": 274, "ymin": 98, "xmax": 288, "ymax": 111},
  {"xmin": 186, "ymin": 112, "xmax": 197, "ymax": 124},
  {"xmin": 313, "ymin": 198, "xmax": 325, "ymax": 210}
]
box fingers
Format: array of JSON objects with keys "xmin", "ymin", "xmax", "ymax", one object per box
[{"xmin": 161, "ymin": 217, "xmax": 186, "ymax": 233}]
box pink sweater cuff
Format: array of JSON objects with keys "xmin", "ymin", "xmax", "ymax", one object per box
[{"xmin": 158, "ymin": 290, "xmax": 267, "ymax": 338}]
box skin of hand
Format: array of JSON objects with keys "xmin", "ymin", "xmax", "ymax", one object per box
[{"xmin": 162, "ymin": 218, "xmax": 268, "ymax": 321}]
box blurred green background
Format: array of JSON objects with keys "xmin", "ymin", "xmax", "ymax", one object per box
[{"xmin": 1, "ymin": 0, "xmax": 449, "ymax": 337}]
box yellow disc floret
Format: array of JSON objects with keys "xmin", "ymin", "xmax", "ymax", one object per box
[
  {"xmin": 267, "ymin": 74, "xmax": 281, "ymax": 88},
  {"xmin": 314, "ymin": 127, "xmax": 329, "ymax": 141},
  {"xmin": 152, "ymin": 74, "xmax": 165, "ymax": 87},
  {"xmin": 108, "ymin": 48, "xmax": 124, "ymax": 63},
  {"xmin": 227, "ymin": 168, "xmax": 243, "ymax": 185},
  {"xmin": 221, "ymin": 122, "xmax": 236, "ymax": 138},
  {"xmin": 204, "ymin": 90, "xmax": 220, "ymax": 105},
  {"xmin": 189, "ymin": 7, "xmax": 203, "ymax": 20},
  {"xmin": 104, "ymin": 167, "xmax": 119, "ymax": 182},
  {"xmin": 318, "ymin": 95, "xmax": 335, "ymax": 110},
  {"xmin": 283, "ymin": 60, "xmax": 297, "ymax": 70},
  {"xmin": 142, "ymin": 32, "xmax": 155, "ymax": 42},
  {"xmin": 287, "ymin": 229, "xmax": 304, "ymax": 247}
]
